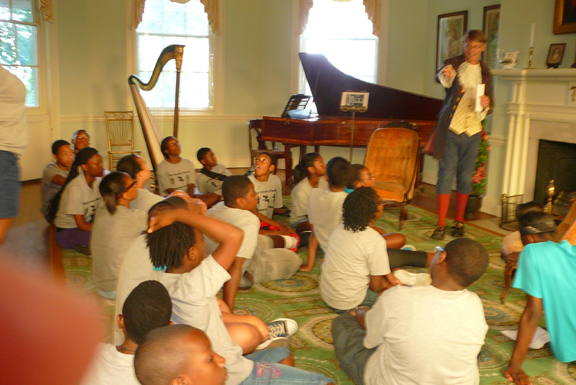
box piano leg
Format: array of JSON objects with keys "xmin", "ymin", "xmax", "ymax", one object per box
[{"xmin": 285, "ymin": 144, "xmax": 293, "ymax": 187}]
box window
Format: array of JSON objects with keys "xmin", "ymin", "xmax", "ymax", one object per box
[
  {"xmin": 136, "ymin": 0, "xmax": 213, "ymax": 112},
  {"xmin": 300, "ymin": 0, "xmax": 378, "ymax": 96},
  {"xmin": 0, "ymin": 0, "xmax": 39, "ymax": 107}
]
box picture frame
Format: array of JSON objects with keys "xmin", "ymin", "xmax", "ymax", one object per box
[
  {"xmin": 340, "ymin": 92, "xmax": 369, "ymax": 111},
  {"xmin": 554, "ymin": 0, "xmax": 576, "ymax": 34},
  {"xmin": 546, "ymin": 43, "xmax": 566, "ymax": 68},
  {"xmin": 482, "ymin": 5, "xmax": 501, "ymax": 69},
  {"xmin": 436, "ymin": 11, "xmax": 468, "ymax": 73}
]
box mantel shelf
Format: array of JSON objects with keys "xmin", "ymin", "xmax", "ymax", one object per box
[{"xmin": 493, "ymin": 68, "xmax": 576, "ymax": 81}]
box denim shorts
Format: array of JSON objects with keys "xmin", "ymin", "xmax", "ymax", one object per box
[
  {"xmin": 240, "ymin": 361, "xmax": 334, "ymax": 385},
  {"xmin": 246, "ymin": 347, "xmax": 290, "ymax": 363},
  {"xmin": 0, "ymin": 151, "xmax": 21, "ymax": 218},
  {"xmin": 326, "ymin": 289, "xmax": 379, "ymax": 314}
]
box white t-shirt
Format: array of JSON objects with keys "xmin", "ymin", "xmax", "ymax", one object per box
[
  {"xmin": 54, "ymin": 175, "xmax": 101, "ymax": 229},
  {"xmin": 157, "ymin": 157, "xmax": 196, "ymax": 196},
  {"xmin": 290, "ymin": 177, "xmax": 328, "ymax": 224},
  {"xmin": 80, "ymin": 343, "xmax": 139, "ymax": 385},
  {"xmin": 91, "ymin": 205, "xmax": 147, "ymax": 293},
  {"xmin": 41, "ymin": 162, "xmax": 69, "ymax": 218},
  {"xmin": 196, "ymin": 163, "xmax": 232, "ymax": 195},
  {"xmin": 248, "ymin": 174, "xmax": 283, "ymax": 219},
  {"xmin": 320, "ymin": 224, "xmax": 391, "ymax": 310},
  {"xmin": 153, "ymin": 257, "xmax": 253, "ymax": 385},
  {"xmin": 205, "ymin": 202, "xmax": 259, "ymax": 260},
  {"xmin": 308, "ymin": 189, "xmax": 348, "ymax": 251},
  {"xmin": 364, "ymin": 285, "xmax": 488, "ymax": 385},
  {"xmin": 0, "ymin": 65, "xmax": 28, "ymax": 156},
  {"xmin": 114, "ymin": 235, "xmax": 154, "ymax": 345},
  {"xmin": 130, "ymin": 187, "xmax": 163, "ymax": 213}
]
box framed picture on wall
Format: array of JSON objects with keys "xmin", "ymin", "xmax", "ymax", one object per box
[
  {"xmin": 546, "ymin": 43, "xmax": 566, "ymax": 68},
  {"xmin": 554, "ymin": 0, "xmax": 576, "ymax": 34},
  {"xmin": 436, "ymin": 11, "xmax": 468, "ymax": 73},
  {"xmin": 482, "ymin": 5, "xmax": 501, "ymax": 69}
]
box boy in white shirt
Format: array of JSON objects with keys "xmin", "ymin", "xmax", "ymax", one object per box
[
  {"xmin": 196, "ymin": 147, "xmax": 232, "ymax": 196},
  {"xmin": 81, "ymin": 280, "xmax": 173, "ymax": 385},
  {"xmin": 146, "ymin": 203, "xmax": 334, "ymax": 385},
  {"xmin": 302, "ymin": 156, "xmax": 350, "ymax": 271},
  {"xmin": 332, "ymin": 238, "xmax": 489, "ymax": 385}
]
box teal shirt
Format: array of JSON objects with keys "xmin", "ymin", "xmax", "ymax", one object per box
[{"xmin": 513, "ymin": 240, "xmax": 576, "ymax": 362}]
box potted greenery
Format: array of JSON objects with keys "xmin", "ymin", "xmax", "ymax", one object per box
[{"xmin": 465, "ymin": 127, "xmax": 491, "ymax": 219}]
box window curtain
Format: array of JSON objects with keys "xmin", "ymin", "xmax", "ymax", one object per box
[
  {"xmin": 40, "ymin": 0, "xmax": 54, "ymax": 23},
  {"xmin": 133, "ymin": 0, "xmax": 220, "ymax": 34},
  {"xmin": 297, "ymin": 0, "xmax": 381, "ymax": 37}
]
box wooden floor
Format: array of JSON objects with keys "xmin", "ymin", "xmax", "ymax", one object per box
[{"xmin": 0, "ymin": 172, "xmax": 496, "ymax": 273}]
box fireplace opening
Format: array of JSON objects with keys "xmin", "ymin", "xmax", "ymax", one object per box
[{"xmin": 534, "ymin": 139, "xmax": 576, "ymax": 205}]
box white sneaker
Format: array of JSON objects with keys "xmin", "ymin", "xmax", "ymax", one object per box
[
  {"xmin": 255, "ymin": 318, "xmax": 299, "ymax": 351},
  {"xmin": 255, "ymin": 336, "xmax": 290, "ymax": 351},
  {"xmin": 393, "ymin": 269, "xmax": 432, "ymax": 286},
  {"xmin": 401, "ymin": 244, "xmax": 417, "ymax": 251}
]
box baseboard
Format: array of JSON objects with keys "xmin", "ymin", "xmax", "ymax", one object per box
[{"xmin": 480, "ymin": 195, "xmax": 501, "ymax": 217}]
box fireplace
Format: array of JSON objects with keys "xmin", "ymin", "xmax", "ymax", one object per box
[{"xmin": 534, "ymin": 139, "xmax": 576, "ymax": 204}]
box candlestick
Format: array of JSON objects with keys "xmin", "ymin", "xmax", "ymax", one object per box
[
  {"xmin": 526, "ymin": 47, "xmax": 534, "ymax": 69},
  {"xmin": 530, "ymin": 23, "xmax": 535, "ymax": 47}
]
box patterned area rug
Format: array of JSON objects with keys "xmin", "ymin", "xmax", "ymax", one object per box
[{"xmin": 62, "ymin": 201, "xmax": 576, "ymax": 385}]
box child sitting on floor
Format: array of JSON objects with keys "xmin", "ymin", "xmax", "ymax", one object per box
[
  {"xmin": 134, "ymin": 325, "xmax": 227, "ymax": 385},
  {"xmin": 90, "ymin": 171, "xmax": 146, "ymax": 300},
  {"xmin": 347, "ymin": 163, "xmax": 406, "ymax": 249},
  {"xmin": 146, "ymin": 203, "xmax": 334, "ymax": 385},
  {"xmin": 196, "ymin": 147, "xmax": 232, "ymax": 197},
  {"xmin": 302, "ymin": 156, "xmax": 350, "ymax": 271},
  {"xmin": 332, "ymin": 238, "xmax": 489, "ymax": 385},
  {"xmin": 41, "ymin": 140, "xmax": 75, "ymax": 220},
  {"xmin": 320, "ymin": 187, "xmax": 402, "ymax": 313},
  {"xmin": 290, "ymin": 152, "xmax": 328, "ymax": 231},
  {"xmin": 207, "ymin": 175, "xmax": 302, "ymax": 310},
  {"xmin": 81, "ymin": 280, "xmax": 173, "ymax": 385},
  {"xmin": 48, "ymin": 147, "xmax": 104, "ymax": 251},
  {"xmin": 71, "ymin": 129, "xmax": 90, "ymax": 155},
  {"xmin": 156, "ymin": 136, "xmax": 219, "ymax": 207},
  {"xmin": 248, "ymin": 152, "xmax": 291, "ymax": 234},
  {"xmin": 500, "ymin": 201, "xmax": 544, "ymax": 262},
  {"xmin": 116, "ymin": 154, "xmax": 163, "ymax": 213}
]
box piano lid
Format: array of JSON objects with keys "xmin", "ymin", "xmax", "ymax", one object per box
[{"xmin": 300, "ymin": 53, "xmax": 443, "ymax": 121}]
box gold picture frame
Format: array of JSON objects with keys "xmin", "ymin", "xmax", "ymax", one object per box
[
  {"xmin": 436, "ymin": 11, "xmax": 468, "ymax": 73},
  {"xmin": 554, "ymin": 0, "xmax": 576, "ymax": 34}
]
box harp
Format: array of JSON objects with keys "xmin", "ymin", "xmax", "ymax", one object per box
[{"xmin": 128, "ymin": 44, "xmax": 185, "ymax": 173}]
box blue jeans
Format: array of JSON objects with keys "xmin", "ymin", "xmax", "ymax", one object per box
[
  {"xmin": 436, "ymin": 130, "xmax": 481, "ymax": 195},
  {"xmin": 0, "ymin": 151, "xmax": 20, "ymax": 218},
  {"xmin": 242, "ymin": 348, "xmax": 333, "ymax": 384},
  {"xmin": 326, "ymin": 289, "xmax": 379, "ymax": 314}
]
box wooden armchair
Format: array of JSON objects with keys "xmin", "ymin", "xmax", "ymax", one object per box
[
  {"xmin": 104, "ymin": 111, "xmax": 141, "ymax": 170},
  {"xmin": 248, "ymin": 119, "xmax": 293, "ymax": 185},
  {"xmin": 364, "ymin": 125, "xmax": 420, "ymax": 230}
]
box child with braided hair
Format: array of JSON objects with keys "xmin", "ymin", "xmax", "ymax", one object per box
[{"xmin": 48, "ymin": 147, "xmax": 104, "ymax": 250}]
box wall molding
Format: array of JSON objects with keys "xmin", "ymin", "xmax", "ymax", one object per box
[{"xmin": 60, "ymin": 114, "xmax": 261, "ymax": 124}]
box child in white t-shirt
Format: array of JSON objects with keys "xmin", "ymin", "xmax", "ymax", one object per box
[
  {"xmin": 146, "ymin": 204, "xmax": 333, "ymax": 385},
  {"xmin": 332, "ymin": 238, "xmax": 489, "ymax": 385},
  {"xmin": 90, "ymin": 171, "xmax": 146, "ymax": 299},
  {"xmin": 41, "ymin": 140, "xmax": 75, "ymax": 220},
  {"xmin": 302, "ymin": 156, "xmax": 350, "ymax": 271},
  {"xmin": 290, "ymin": 152, "xmax": 328, "ymax": 228},
  {"xmin": 157, "ymin": 136, "xmax": 220, "ymax": 207},
  {"xmin": 320, "ymin": 187, "xmax": 401, "ymax": 312},
  {"xmin": 196, "ymin": 147, "xmax": 232, "ymax": 197},
  {"xmin": 81, "ymin": 280, "xmax": 173, "ymax": 385},
  {"xmin": 49, "ymin": 147, "xmax": 104, "ymax": 250}
]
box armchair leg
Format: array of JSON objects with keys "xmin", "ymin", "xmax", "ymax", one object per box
[{"xmin": 399, "ymin": 203, "xmax": 408, "ymax": 231}]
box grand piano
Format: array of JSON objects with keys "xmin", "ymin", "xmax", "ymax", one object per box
[{"xmin": 259, "ymin": 53, "xmax": 443, "ymax": 184}]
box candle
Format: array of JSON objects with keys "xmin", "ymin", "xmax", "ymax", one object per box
[{"xmin": 530, "ymin": 23, "xmax": 535, "ymax": 47}]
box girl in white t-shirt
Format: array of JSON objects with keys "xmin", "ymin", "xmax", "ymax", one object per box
[
  {"xmin": 91, "ymin": 171, "xmax": 146, "ymax": 299},
  {"xmin": 290, "ymin": 152, "xmax": 327, "ymax": 230},
  {"xmin": 48, "ymin": 147, "xmax": 104, "ymax": 250}
]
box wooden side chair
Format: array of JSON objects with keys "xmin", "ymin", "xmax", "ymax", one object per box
[
  {"xmin": 248, "ymin": 119, "xmax": 293, "ymax": 185},
  {"xmin": 104, "ymin": 111, "xmax": 141, "ymax": 170},
  {"xmin": 364, "ymin": 125, "xmax": 420, "ymax": 230}
]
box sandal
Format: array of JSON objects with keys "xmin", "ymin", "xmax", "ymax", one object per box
[{"xmin": 431, "ymin": 226, "xmax": 446, "ymax": 240}]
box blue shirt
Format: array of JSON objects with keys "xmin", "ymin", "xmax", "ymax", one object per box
[{"xmin": 513, "ymin": 240, "xmax": 576, "ymax": 362}]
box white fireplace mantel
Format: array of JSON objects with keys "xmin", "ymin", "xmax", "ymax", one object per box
[{"xmin": 494, "ymin": 68, "xmax": 576, "ymax": 201}]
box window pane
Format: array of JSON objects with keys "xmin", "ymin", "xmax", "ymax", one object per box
[
  {"xmin": 185, "ymin": 2, "xmax": 209, "ymax": 35},
  {"xmin": 16, "ymin": 24, "xmax": 37, "ymax": 65},
  {"xmin": 0, "ymin": 22, "xmax": 16, "ymax": 64},
  {"xmin": 138, "ymin": 35, "xmax": 165, "ymax": 71},
  {"xmin": 183, "ymin": 37, "xmax": 209, "ymax": 72},
  {"xmin": 7, "ymin": 65, "xmax": 37, "ymax": 107},
  {"xmin": 12, "ymin": 0, "xmax": 34, "ymax": 22},
  {"xmin": 0, "ymin": 0, "xmax": 10, "ymax": 20}
]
